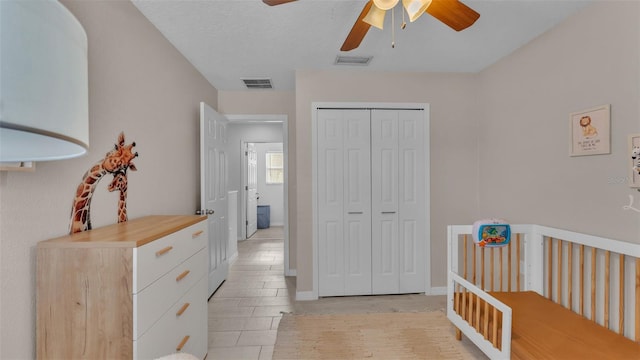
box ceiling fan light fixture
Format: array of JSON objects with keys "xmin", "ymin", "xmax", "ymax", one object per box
[
  {"xmin": 402, "ymin": 0, "xmax": 432, "ymax": 22},
  {"xmin": 372, "ymin": 0, "xmax": 399, "ymax": 11},
  {"xmin": 363, "ymin": 4, "xmax": 386, "ymax": 30}
]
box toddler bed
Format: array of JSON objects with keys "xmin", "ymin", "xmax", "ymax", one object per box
[{"xmin": 447, "ymin": 224, "xmax": 640, "ymax": 359}]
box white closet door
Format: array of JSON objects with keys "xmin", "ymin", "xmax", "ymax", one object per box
[
  {"xmin": 343, "ymin": 111, "xmax": 372, "ymax": 295},
  {"xmin": 371, "ymin": 109, "xmax": 426, "ymax": 294},
  {"xmin": 371, "ymin": 110, "xmax": 400, "ymax": 294},
  {"xmin": 398, "ymin": 110, "xmax": 426, "ymax": 293},
  {"xmin": 318, "ymin": 109, "xmax": 371, "ymax": 296}
]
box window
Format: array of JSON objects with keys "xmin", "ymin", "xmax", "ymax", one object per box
[{"xmin": 266, "ymin": 152, "xmax": 284, "ymax": 184}]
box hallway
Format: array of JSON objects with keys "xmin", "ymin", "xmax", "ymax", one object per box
[{"xmin": 207, "ymin": 226, "xmax": 290, "ymax": 360}]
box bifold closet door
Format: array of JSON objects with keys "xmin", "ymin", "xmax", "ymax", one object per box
[
  {"xmin": 317, "ymin": 109, "xmax": 372, "ymax": 296},
  {"xmin": 371, "ymin": 109, "xmax": 426, "ymax": 294}
]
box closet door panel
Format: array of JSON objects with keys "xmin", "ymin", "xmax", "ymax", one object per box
[
  {"xmin": 343, "ymin": 111, "xmax": 372, "ymax": 295},
  {"xmin": 398, "ymin": 111, "xmax": 426, "ymax": 292},
  {"xmin": 371, "ymin": 110, "xmax": 399, "ymax": 294},
  {"xmin": 318, "ymin": 109, "xmax": 371, "ymax": 296},
  {"xmin": 317, "ymin": 110, "xmax": 345, "ymax": 296}
]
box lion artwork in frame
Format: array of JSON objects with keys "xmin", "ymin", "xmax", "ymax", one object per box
[{"xmin": 570, "ymin": 104, "xmax": 610, "ymax": 156}]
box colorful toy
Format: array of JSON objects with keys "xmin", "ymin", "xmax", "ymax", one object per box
[
  {"xmin": 632, "ymin": 146, "xmax": 640, "ymax": 174},
  {"xmin": 472, "ymin": 219, "xmax": 511, "ymax": 248}
]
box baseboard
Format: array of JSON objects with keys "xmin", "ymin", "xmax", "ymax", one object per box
[
  {"xmin": 427, "ymin": 286, "xmax": 447, "ymax": 296},
  {"xmin": 228, "ymin": 252, "xmax": 238, "ymax": 265},
  {"xmin": 295, "ymin": 290, "xmax": 317, "ymax": 301},
  {"xmin": 284, "ymin": 268, "xmax": 297, "ymax": 277}
]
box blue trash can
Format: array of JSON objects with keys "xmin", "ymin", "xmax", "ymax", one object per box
[{"xmin": 257, "ymin": 205, "xmax": 270, "ymax": 229}]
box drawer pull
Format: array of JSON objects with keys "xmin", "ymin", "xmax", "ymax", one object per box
[
  {"xmin": 192, "ymin": 230, "xmax": 204, "ymax": 238},
  {"xmin": 155, "ymin": 246, "xmax": 173, "ymax": 257},
  {"xmin": 176, "ymin": 335, "xmax": 190, "ymax": 352},
  {"xmin": 176, "ymin": 270, "xmax": 190, "ymax": 282},
  {"xmin": 176, "ymin": 302, "xmax": 190, "ymax": 316}
]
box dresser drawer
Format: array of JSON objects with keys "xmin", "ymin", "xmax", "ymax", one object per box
[
  {"xmin": 134, "ymin": 221, "xmax": 207, "ymax": 293},
  {"xmin": 134, "ymin": 277, "xmax": 208, "ymax": 360},
  {"xmin": 134, "ymin": 248, "xmax": 207, "ymax": 339}
]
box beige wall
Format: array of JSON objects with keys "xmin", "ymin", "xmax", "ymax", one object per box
[
  {"xmin": 218, "ymin": 90, "xmax": 297, "ymax": 270},
  {"xmin": 293, "ymin": 1, "xmax": 640, "ymax": 294},
  {"xmin": 294, "ymin": 70, "xmax": 480, "ymax": 292},
  {"xmin": 477, "ymin": 1, "xmax": 640, "ymax": 243},
  {"xmin": 0, "ymin": 1, "xmax": 218, "ymax": 358}
]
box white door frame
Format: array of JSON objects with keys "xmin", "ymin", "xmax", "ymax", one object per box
[
  {"xmin": 227, "ymin": 114, "xmax": 292, "ymax": 276},
  {"xmin": 308, "ymin": 102, "xmax": 431, "ymax": 301}
]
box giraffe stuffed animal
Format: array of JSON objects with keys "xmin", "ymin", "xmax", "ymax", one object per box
[
  {"xmin": 107, "ymin": 169, "xmax": 130, "ymax": 223},
  {"xmin": 69, "ymin": 132, "xmax": 138, "ymax": 234}
]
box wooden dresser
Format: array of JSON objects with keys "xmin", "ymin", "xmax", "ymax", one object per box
[{"xmin": 36, "ymin": 215, "xmax": 209, "ymax": 359}]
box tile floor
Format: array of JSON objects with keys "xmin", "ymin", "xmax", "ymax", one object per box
[
  {"xmin": 206, "ymin": 226, "xmax": 486, "ymax": 360},
  {"xmin": 207, "ymin": 227, "xmax": 291, "ymax": 360}
]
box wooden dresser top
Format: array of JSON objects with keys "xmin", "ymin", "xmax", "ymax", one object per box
[{"xmin": 38, "ymin": 215, "xmax": 207, "ymax": 248}]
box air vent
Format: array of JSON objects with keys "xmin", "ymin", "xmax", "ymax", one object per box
[
  {"xmin": 334, "ymin": 55, "xmax": 372, "ymax": 66},
  {"xmin": 242, "ymin": 78, "xmax": 273, "ymax": 89}
]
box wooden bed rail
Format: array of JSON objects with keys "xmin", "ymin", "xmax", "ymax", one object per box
[
  {"xmin": 448, "ymin": 273, "xmax": 512, "ymax": 359},
  {"xmin": 448, "ymin": 224, "xmax": 640, "ymax": 343},
  {"xmin": 543, "ymin": 237, "xmax": 639, "ymax": 338}
]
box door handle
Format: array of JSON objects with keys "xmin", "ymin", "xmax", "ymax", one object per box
[
  {"xmin": 381, "ymin": 211, "xmax": 396, "ymax": 214},
  {"xmin": 348, "ymin": 211, "xmax": 363, "ymax": 214},
  {"xmin": 196, "ymin": 209, "xmax": 214, "ymax": 215}
]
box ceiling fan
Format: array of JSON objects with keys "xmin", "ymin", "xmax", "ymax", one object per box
[{"xmin": 263, "ymin": 0, "xmax": 480, "ymax": 51}]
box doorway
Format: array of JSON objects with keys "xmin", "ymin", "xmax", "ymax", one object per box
[
  {"xmin": 245, "ymin": 142, "xmax": 284, "ymax": 239},
  {"xmin": 226, "ymin": 114, "xmax": 291, "ymax": 276}
]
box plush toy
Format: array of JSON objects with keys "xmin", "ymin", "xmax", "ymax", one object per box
[
  {"xmin": 632, "ymin": 146, "xmax": 640, "ymax": 174},
  {"xmin": 472, "ymin": 219, "xmax": 511, "ymax": 248}
]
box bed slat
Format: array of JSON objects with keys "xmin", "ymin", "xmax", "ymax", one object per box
[
  {"xmin": 483, "ymin": 299, "xmax": 489, "ymax": 339},
  {"xmin": 472, "ymin": 240, "xmax": 476, "ymax": 285},
  {"xmin": 619, "ymin": 254, "xmax": 624, "ymax": 335},
  {"xmin": 568, "ymin": 243, "xmax": 573, "ymax": 311},
  {"xmin": 580, "ymin": 244, "xmax": 585, "ymax": 316},
  {"xmin": 508, "ymin": 240, "xmax": 512, "ymax": 291},
  {"xmin": 516, "ymin": 234, "xmax": 521, "ymax": 291},
  {"xmin": 492, "ymin": 306, "xmax": 499, "ymax": 348},
  {"xmin": 604, "ymin": 250, "xmax": 610, "ymax": 328},
  {"xmin": 463, "ymin": 235, "xmax": 468, "ymax": 281},
  {"xmin": 635, "ymin": 258, "xmax": 640, "ymax": 342},
  {"xmin": 558, "ymin": 239, "xmax": 563, "ymax": 306},
  {"xmin": 481, "ymin": 248, "xmax": 486, "ymax": 290},
  {"xmin": 591, "ymin": 247, "xmax": 597, "ymax": 322},
  {"xmin": 500, "ymin": 247, "xmax": 504, "ymax": 291},
  {"xmin": 475, "ymin": 294, "xmax": 481, "ymax": 332},
  {"xmin": 548, "ymin": 238, "xmax": 553, "ymax": 300},
  {"xmin": 490, "ymin": 248, "xmax": 495, "ymax": 291}
]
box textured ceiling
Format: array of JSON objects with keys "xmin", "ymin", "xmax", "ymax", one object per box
[{"xmin": 132, "ymin": 0, "xmax": 592, "ymax": 91}]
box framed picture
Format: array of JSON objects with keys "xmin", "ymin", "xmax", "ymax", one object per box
[
  {"xmin": 630, "ymin": 133, "xmax": 640, "ymax": 188},
  {"xmin": 569, "ymin": 104, "xmax": 610, "ymax": 156}
]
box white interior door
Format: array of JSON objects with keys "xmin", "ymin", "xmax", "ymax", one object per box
[
  {"xmin": 317, "ymin": 109, "xmax": 371, "ymax": 296},
  {"xmin": 246, "ymin": 143, "xmax": 258, "ymax": 238},
  {"xmin": 200, "ymin": 102, "xmax": 229, "ymax": 297},
  {"xmin": 397, "ymin": 110, "xmax": 426, "ymax": 293},
  {"xmin": 371, "ymin": 109, "xmax": 400, "ymax": 294},
  {"xmin": 371, "ymin": 109, "xmax": 426, "ymax": 294}
]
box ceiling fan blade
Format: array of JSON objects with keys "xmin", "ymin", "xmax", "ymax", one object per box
[
  {"xmin": 340, "ymin": 0, "xmax": 374, "ymax": 52},
  {"xmin": 426, "ymin": 0, "xmax": 480, "ymax": 31},
  {"xmin": 262, "ymin": 0, "xmax": 297, "ymax": 6}
]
